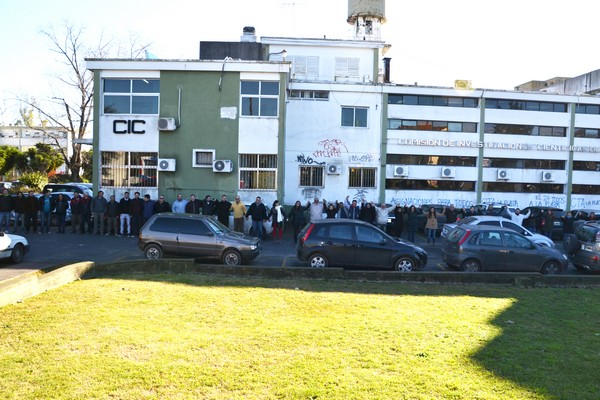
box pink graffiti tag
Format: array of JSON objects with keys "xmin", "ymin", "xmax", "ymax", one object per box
[{"xmin": 313, "ymin": 139, "xmax": 349, "ymax": 158}]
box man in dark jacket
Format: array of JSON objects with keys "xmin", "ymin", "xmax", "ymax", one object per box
[
  {"xmin": 246, "ymin": 196, "xmax": 268, "ymax": 241},
  {"xmin": 153, "ymin": 195, "xmax": 171, "ymax": 214},
  {"xmin": 70, "ymin": 193, "xmax": 84, "ymax": 233},
  {"xmin": 105, "ymin": 194, "xmax": 120, "ymax": 235},
  {"xmin": 118, "ymin": 192, "xmax": 131, "ymax": 236},
  {"xmin": 23, "ymin": 190, "xmax": 39, "ymax": 234},
  {"xmin": 185, "ymin": 194, "xmax": 202, "ymax": 214},
  {"xmin": 91, "ymin": 191, "xmax": 108, "ymax": 235},
  {"xmin": 0, "ymin": 188, "xmax": 13, "ymax": 232},
  {"xmin": 129, "ymin": 192, "xmax": 144, "ymax": 235},
  {"xmin": 200, "ymin": 195, "xmax": 216, "ymax": 216},
  {"xmin": 215, "ymin": 195, "xmax": 232, "ymax": 227}
]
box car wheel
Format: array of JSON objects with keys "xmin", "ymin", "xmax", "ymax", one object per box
[
  {"xmin": 10, "ymin": 243, "xmax": 25, "ymax": 263},
  {"xmin": 222, "ymin": 249, "xmax": 242, "ymax": 266},
  {"xmin": 308, "ymin": 253, "xmax": 328, "ymax": 268},
  {"xmin": 541, "ymin": 260, "xmax": 562, "ymax": 275},
  {"xmin": 144, "ymin": 244, "xmax": 162, "ymax": 260},
  {"xmin": 394, "ymin": 257, "xmax": 415, "ymax": 272},
  {"xmin": 563, "ymin": 234, "xmax": 579, "ymax": 255},
  {"xmin": 461, "ymin": 259, "xmax": 481, "ymax": 272}
]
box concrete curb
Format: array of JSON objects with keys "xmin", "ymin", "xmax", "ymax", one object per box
[
  {"xmin": 2, "ymin": 260, "xmax": 600, "ymax": 307},
  {"xmin": 0, "ymin": 262, "xmax": 95, "ymax": 308}
]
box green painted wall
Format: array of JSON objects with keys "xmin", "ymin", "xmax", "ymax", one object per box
[{"xmin": 158, "ymin": 70, "xmax": 241, "ymax": 200}]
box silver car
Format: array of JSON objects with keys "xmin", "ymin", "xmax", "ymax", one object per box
[
  {"xmin": 138, "ymin": 213, "xmax": 261, "ymax": 265},
  {"xmin": 442, "ymin": 215, "xmax": 554, "ymax": 247},
  {"xmin": 442, "ymin": 225, "xmax": 568, "ymax": 274}
]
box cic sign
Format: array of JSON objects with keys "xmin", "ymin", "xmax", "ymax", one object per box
[{"xmin": 113, "ymin": 119, "xmax": 146, "ymax": 134}]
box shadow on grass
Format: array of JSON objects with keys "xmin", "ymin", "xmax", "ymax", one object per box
[{"xmin": 84, "ymin": 269, "xmax": 600, "ymax": 399}]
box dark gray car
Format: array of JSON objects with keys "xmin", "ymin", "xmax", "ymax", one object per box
[
  {"xmin": 564, "ymin": 221, "xmax": 600, "ymax": 273},
  {"xmin": 138, "ymin": 213, "xmax": 261, "ymax": 265},
  {"xmin": 442, "ymin": 225, "xmax": 568, "ymax": 274}
]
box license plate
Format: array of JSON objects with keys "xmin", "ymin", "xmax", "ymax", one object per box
[{"xmin": 554, "ymin": 222, "xmax": 560, "ymax": 226}]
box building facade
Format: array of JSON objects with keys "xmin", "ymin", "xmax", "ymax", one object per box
[{"xmin": 86, "ymin": 1, "xmax": 600, "ymax": 211}]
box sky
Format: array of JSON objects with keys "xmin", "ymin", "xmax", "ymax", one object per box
[{"xmin": 1, "ymin": 0, "xmax": 599, "ymax": 123}]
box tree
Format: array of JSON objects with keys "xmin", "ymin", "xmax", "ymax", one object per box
[
  {"xmin": 18, "ymin": 23, "xmax": 150, "ymax": 181},
  {"xmin": 0, "ymin": 144, "xmax": 63, "ymax": 177}
]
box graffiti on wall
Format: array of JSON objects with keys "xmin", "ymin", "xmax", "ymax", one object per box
[
  {"xmin": 313, "ymin": 138, "xmax": 348, "ymax": 158},
  {"xmin": 348, "ymin": 154, "xmax": 375, "ymax": 163},
  {"xmin": 352, "ymin": 189, "xmax": 370, "ymax": 202},
  {"xmin": 302, "ymin": 187, "xmax": 322, "ymax": 200},
  {"xmin": 296, "ymin": 153, "xmax": 326, "ymax": 166},
  {"xmin": 527, "ymin": 194, "xmax": 566, "ymax": 208}
]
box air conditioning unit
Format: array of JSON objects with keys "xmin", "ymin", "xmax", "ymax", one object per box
[
  {"xmin": 327, "ymin": 164, "xmax": 341, "ymax": 175},
  {"xmin": 157, "ymin": 117, "xmax": 176, "ymax": 131},
  {"xmin": 213, "ymin": 160, "xmax": 233, "ymax": 173},
  {"xmin": 157, "ymin": 158, "xmax": 176, "ymax": 172},
  {"xmin": 393, "ymin": 165, "xmax": 409, "ymax": 177},
  {"xmin": 497, "ymin": 169, "xmax": 510, "ymax": 180},
  {"xmin": 441, "ymin": 167, "xmax": 455, "ymax": 178},
  {"xmin": 541, "ymin": 170, "xmax": 555, "ymax": 182}
]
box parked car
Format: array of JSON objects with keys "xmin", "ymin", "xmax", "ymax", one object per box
[
  {"xmin": 563, "ymin": 221, "xmax": 600, "ymax": 272},
  {"xmin": 571, "ymin": 209, "xmax": 599, "ymax": 222},
  {"xmin": 474, "ymin": 204, "xmax": 513, "ymax": 219},
  {"xmin": 296, "ymin": 219, "xmax": 427, "ymax": 271},
  {"xmin": 442, "ymin": 225, "xmax": 568, "ymax": 274},
  {"xmin": 0, "ymin": 231, "xmax": 29, "ymax": 263},
  {"xmin": 43, "ymin": 183, "xmax": 93, "ymax": 197},
  {"xmin": 138, "ymin": 213, "xmax": 261, "ymax": 265},
  {"xmin": 441, "ymin": 215, "xmax": 555, "ymax": 247},
  {"xmin": 521, "ymin": 206, "xmax": 565, "ymax": 239}
]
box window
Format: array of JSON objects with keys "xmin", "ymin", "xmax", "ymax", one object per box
[
  {"xmin": 240, "ymin": 81, "xmax": 279, "ymax": 117},
  {"xmin": 239, "ymin": 154, "xmax": 277, "ymax": 190},
  {"xmin": 179, "ymin": 219, "xmax": 211, "ymax": 235},
  {"xmin": 572, "ymin": 161, "xmax": 600, "ymax": 171},
  {"xmin": 388, "ymin": 119, "xmax": 476, "ymax": 132},
  {"xmin": 103, "ymin": 79, "xmax": 160, "ymax": 114},
  {"xmin": 289, "ymin": 90, "xmax": 329, "ymax": 100},
  {"xmin": 484, "ymin": 123, "xmax": 566, "ymax": 137},
  {"xmin": 574, "ymin": 128, "xmax": 600, "ymax": 138},
  {"xmin": 299, "ymin": 166, "xmax": 324, "ymax": 187},
  {"xmin": 481, "ymin": 182, "xmax": 564, "ymax": 193},
  {"xmin": 482, "ymin": 158, "xmax": 565, "ymax": 169},
  {"xmin": 342, "ymin": 107, "xmax": 368, "ymax": 127},
  {"xmin": 576, "ymin": 104, "xmax": 600, "ymax": 115},
  {"xmin": 101, "ymin": 151, "xmax": 158, "ymax": 188},
  {"xmin": 334, "ymin": 57, "xmax": 359, "ymax": 78},
  {"xmin": 572, "ymin": 185, "xmax": 600, "ymax": 194},
  {"xmin": 388, "ymin": 94, "xmax": 478, "ymax": 108},
  {"xmin": 485, "ymin": 99, "xmax": 566, "ymax": 112},
  {"xmin": 385, "ymin": 179, "xmax": 475, "ymax": 191},
  {"xmin": 289, "ymin": 55, "xmax": 319, "ymax": 79},
  {"xmin": 386, "ymin": 155, "xmax": 477, "ymax": 167},
  {"xmin": 349, "ymin": 167, "xmax": 376, "ymax": 188},
  {"xmin": 192, "ymin": 149, "xmax": 215, "ymax": 168},
  {"xmin": 356, "ymin": 225, "xmax": 384, "ymax": 243}
]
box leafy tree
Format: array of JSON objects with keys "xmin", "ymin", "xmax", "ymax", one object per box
[
  {"xmin": 18, "ymin": 23, "xmax": 150, "ymax": 181},
  {"xmin": 28, "ymin": 143, "xmax": 64, "ymax": 174},
  {"xmin": 19, "ymin": 171, "xmax": 48, "ymax": 192},
  {"xmin": 81, "ymin": 149, "xmax": 93, "ymax": 182}
]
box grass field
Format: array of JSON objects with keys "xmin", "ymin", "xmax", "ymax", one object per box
[{"xmin": 1, "ymin": 274, "xmax": 599, "ymax": 399}]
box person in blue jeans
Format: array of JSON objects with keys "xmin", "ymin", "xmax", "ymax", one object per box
[
  {"xmin": 38, "ymin": 191, "xmax": 55, "ymax": 233},
  {"xmin": 0, "ymin": 189, "xmax": 13, "ymax": 232},
  {"xmin": 246, "ymin": 196, "xmax": 268, "ymax": 241}
]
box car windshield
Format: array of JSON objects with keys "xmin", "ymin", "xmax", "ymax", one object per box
[{"xmin": 204, "ymin": 217, "xmax": 229, "ymax": 234}]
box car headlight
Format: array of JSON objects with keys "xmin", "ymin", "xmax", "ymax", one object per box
[
  {"xmin": 250, "ymin": 245, "xmax": 257, "ymax": 250},
  {"xmin": 562, "ymin": 254, "xmax": 568, "ymax": 260}
]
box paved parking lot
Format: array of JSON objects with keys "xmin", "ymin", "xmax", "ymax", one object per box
[{"xmin": 1, "ymin": 228, "xmax": 575, "ymax": 283}]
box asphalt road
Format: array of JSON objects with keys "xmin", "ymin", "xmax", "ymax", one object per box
[{"xmin": 0, "ymin": 228, "xmax": 576, "ymax": 283}]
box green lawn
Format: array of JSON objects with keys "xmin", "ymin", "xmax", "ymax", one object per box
[{"xmin": 1, "ymin": 274, "xmax": 599, "ymax": 399}]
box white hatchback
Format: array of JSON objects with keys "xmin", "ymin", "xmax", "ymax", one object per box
[
  {"xmin": 441, "ymin": 215, "xmax": 555, "ymax": 247},
  {"xmin": 0, "ymin": 231, "xmax": 29, "ymax": 263}
]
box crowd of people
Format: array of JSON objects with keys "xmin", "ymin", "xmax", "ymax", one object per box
[{"xmin": 1, "ymin": 188, "xmax": 596, "ymax": 245}]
